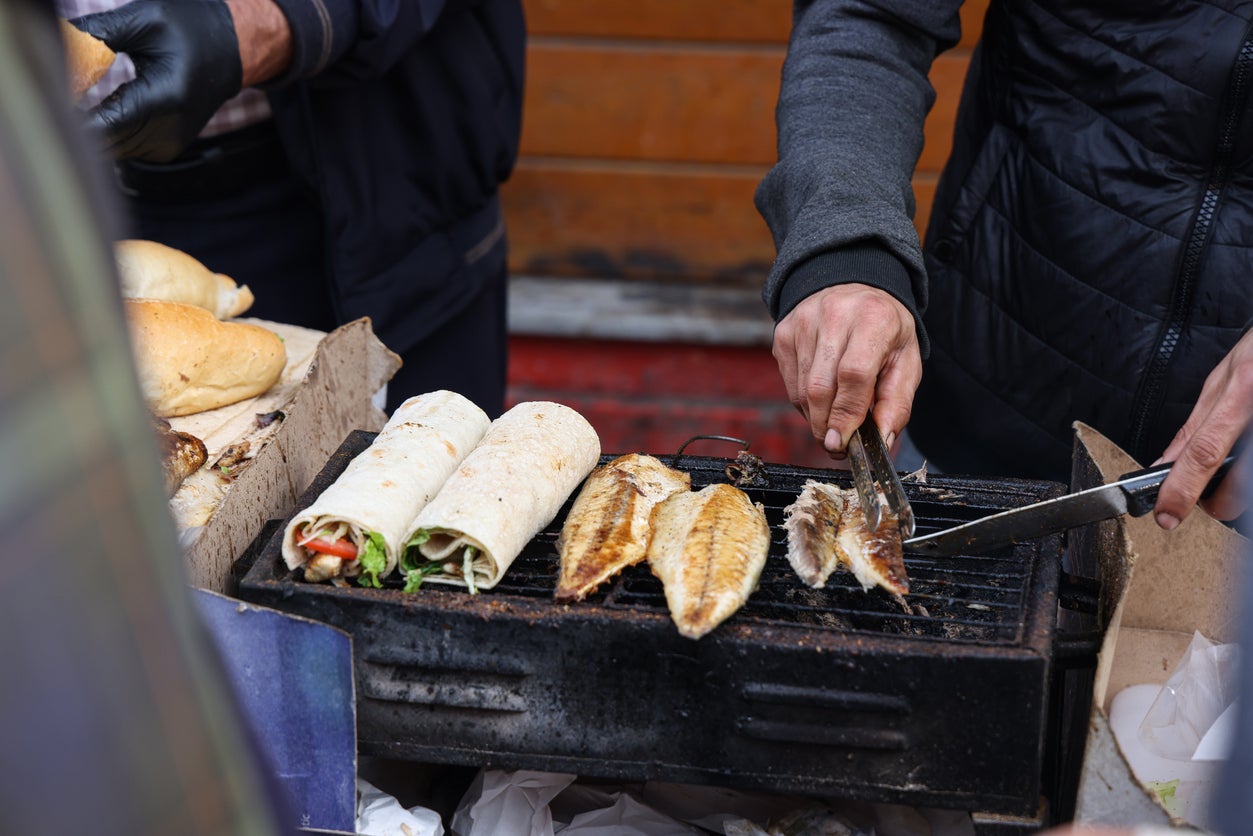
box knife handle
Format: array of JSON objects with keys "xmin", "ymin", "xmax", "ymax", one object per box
[{"xmin": 1118, "ymin": 455, "xmax": 1237, "ymax": 517}]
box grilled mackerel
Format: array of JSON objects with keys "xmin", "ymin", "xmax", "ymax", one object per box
[
  {"xmin": 555, "ymin": 453, "xmax": 691, "ymax": 602},
  {"xmin": 781, "ymin": 479, "xmax": 844, "ymax": 587},
  {"xmin": 783, "ymin": 479, "xmax": 909, "ymax": 595},
  {"xmin": 646, "ymin": 482, "xmax": 770, "ymax": 639}
]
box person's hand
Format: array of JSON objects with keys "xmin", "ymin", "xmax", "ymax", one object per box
[
  {"xmin": 772, "ymin": 284, "xmax": 922, "ymax": 458},
  {"xmin": 72, "ymin": 0, "xmax": 291, "ymax": 163},
  {"xmin": 1153, "ymin": 328, "xmax": 1253, "ymax": 528}
]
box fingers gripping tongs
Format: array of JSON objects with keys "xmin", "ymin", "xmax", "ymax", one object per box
[{"xmin": 847, "ymin": 416, "xmax": 916, "ymax": 537}]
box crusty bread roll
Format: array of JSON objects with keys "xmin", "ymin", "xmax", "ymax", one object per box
[
  {"xmin": 116, "ymin": 240, "xmax": 255, "ymax": 319},
  {"xmin": 124, "ymin": 299, "xmax": 287, "ymax": 417},
  {"xmin": 59, "ymin": 19, "xmax": 115, "ymax": 103}
]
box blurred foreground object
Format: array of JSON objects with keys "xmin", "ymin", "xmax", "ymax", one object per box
[{"xmin": 0, "ymin": 1, "xmax": 292, "ymax": 833}]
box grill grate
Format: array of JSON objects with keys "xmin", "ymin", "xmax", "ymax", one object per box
[{"xmin": 357, "ymin": 451, "xmax": 1052, "ymax": 645}]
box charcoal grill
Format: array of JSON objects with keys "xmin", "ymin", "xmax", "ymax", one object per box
[{"xmin": 237, "ymin": 431, "xmax": 1075, "ymax": 829}]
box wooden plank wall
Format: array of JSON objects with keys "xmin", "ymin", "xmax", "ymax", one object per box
[
  {"xmin": 503, "ymin": 1, "xmax": 988, "ymax": 468},
  {"xmin": 502, "ymin": 0, "xmax": 989, "ymax": 289}
]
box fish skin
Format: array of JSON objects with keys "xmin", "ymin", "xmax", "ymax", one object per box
[
  {"xmin": 646, "ymin": 482, "xmax": 770, "ymax": 639},
  {"xmin": 783, "ymin": 479, "xmax": 909, "ymax": 595},
  {"xmin": 837, "ymin": 497, "xmax": 909, "ymax": 595},
  {"xmin": 555, "ymin": 453, "xmax": 691, "ymax": 602},
  {"xmin": 782, "ymin": 479, "xmax": 845, "ymax": 587}
]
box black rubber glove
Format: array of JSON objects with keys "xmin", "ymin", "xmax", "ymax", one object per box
[{"xmin": 72, "ymin": 0, "xmax": 243, "ymax": 163}]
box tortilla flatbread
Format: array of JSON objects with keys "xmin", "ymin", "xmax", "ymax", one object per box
[
  {"xmin": 401, "ymin": 401, "xmax": 601, "ymax": 591},
  {"xmin": 282, "ymin": 390, "xmax": 490, "ymax": 585}
]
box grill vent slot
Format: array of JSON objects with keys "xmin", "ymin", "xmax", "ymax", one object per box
[
  {"xmin": 357, "ymin": 662, "xmax": 529, "ymax": 713},
  {"xmin": 736, "ymin": 682, "xmax": 911, "ymax": 750}
]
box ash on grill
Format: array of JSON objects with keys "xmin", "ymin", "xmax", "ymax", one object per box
[{"xmin": 239, "ymin": 430, "xmax": 1069, "ymax": 827}]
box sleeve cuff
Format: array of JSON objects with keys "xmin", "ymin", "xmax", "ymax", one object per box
[{"xmin": 265, "ymin": 0, "xmax": 352, "ymax": 84}]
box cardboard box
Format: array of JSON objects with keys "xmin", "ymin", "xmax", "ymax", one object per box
[
  {"xmin": 168, "ymin": 317, "xmax": 400, "ymax": 592},
  {"xmin": 196, "ymin": 590, "xmax": 357, "ymax": 834},
  {"xmin": 1071, "ymin": 423, "xmax": 1245, "ymax": 830}
]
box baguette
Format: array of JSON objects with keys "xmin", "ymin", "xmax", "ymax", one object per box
[
  {"xmin": 124, "ymin": 299, "xmax": 287, "ymax": 417},
  {"xmin": 116, "ymin": 240, "xmax": 255, "ymax": 319},
  {"xmin": 59, "ymin": 19, "xmax": 115, "ymax": 103}
]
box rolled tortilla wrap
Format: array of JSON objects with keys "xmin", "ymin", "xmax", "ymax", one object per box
[
  {"xmin": 402, "ymin": 401, "xmax": 601, "ymax": 591},
  {"xmin": 282, "ymin": 390, "xmax": 491, "ymax": 585}
]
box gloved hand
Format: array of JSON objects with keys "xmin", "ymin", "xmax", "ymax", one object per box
[{"xmin": 72, "ymin": 0, "xmax": 243, "ymax": 163}]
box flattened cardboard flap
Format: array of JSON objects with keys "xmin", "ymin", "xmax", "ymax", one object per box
[
  {"xmin": 1072, "ymin": 422, "xmax": 1247, "ymax": 829},
  {"xmin": 173, "ymin": 318, "xmax": 401, "ymax": 592},
  {"xmin": 1074, "ymin": 422, "xmax": 1244, "ymax": 701}
]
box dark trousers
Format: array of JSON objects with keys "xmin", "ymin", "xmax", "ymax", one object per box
[{"xmin": 118, "ymin": 126, "xmax": 508, "ymax": 418}]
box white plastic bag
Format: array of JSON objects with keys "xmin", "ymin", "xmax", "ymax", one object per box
[
  {"xmin": 356, "ymin": 778, "xmax": 445, "ymax": 836},
  {"xmin": 449, "ymin": 769, "xmax": 576, "ymax": 836},
  {"xmin": 1138, "ymin": 631, "xmax": 1240, "ymax": 760}
]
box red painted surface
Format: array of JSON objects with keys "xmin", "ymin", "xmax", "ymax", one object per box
[{"xmin": 506, "ymin": 335, "xmax": 841, "ymax": 469}]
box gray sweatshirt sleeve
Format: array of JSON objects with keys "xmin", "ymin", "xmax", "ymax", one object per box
[{"xmin": 755, "ymin": 0, "xmax": 964, "ymax": 356}]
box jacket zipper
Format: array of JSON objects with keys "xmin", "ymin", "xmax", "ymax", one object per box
[{"xmin": 1128, "ymin": 28, "xmax": 1253, "ymax": 460}]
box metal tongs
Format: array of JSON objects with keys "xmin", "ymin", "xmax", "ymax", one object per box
[{"xmin": 847, "ymin": 415, "xmax": 915, "ymax": 537}]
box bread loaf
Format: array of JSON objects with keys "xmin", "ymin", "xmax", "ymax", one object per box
[
  {"xmin": 59, "ymin": 19, "xmax": 115, "ymax": 103},
  {"xmin": 116, "ymin": 240, "xmax": 255, "ymax": 319},
  {"xmin": 125, "ymin": 299, "xmax": 287, "ymax": 417}
]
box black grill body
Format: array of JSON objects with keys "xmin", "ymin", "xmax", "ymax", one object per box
[{"xmin": 238, "ymin": 431, "xmax": 1066, "ymax": 820}]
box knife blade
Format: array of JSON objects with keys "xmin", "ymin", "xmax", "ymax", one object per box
[{"xmin": 902, "ymin": 456, "xmax": 1236, "ymax": 556}]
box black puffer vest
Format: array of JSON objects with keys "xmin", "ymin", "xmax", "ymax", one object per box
[{"xmin": 912, "ymin": 0, "xmax": 1253, "ymax": 480}]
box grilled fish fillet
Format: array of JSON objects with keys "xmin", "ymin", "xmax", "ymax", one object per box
[
  {"xmin": 783, "ymin": 479, "xmax": 909, "ymax": 594},
  {"xmin": 555, "ymin": 453, "xmax": 691, "ymax": 601},
  {"xmin": 781, "ymin": 479, "xmax": 844, "ymax": 587},
  {"xmin": 646, "ymin": 483, "xmax": 770, "ymax": 639}
]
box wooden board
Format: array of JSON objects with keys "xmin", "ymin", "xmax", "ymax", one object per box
[
  {"xmin": 520, "ymin": 43, "xmax": 783, "ymax": 166},
  {"xmin": 524, "ymin": 0, "xmax": 989, "ymax": 50},
  {"xmin": 503, "ymin": 162, "xmax": 938, "ymax": 281},
  {"xmin": 506, "ymin": 0, "xmax": 980, "ymax": 283},
  {"xmin": 524, "ymin": 0, "xmax": 793, "ymax": 44},
  {"xmin": 521, "ymin": 46, "xmax": 967, "ymax": 171},
  {"xmin": 504, "ymin": 160, "xmax": 772, "ymax": 282}
]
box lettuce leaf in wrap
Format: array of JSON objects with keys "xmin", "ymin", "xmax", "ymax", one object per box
[{"xmin": 357, "ymin": 531, "xmax": 389, "ymax": 588}]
